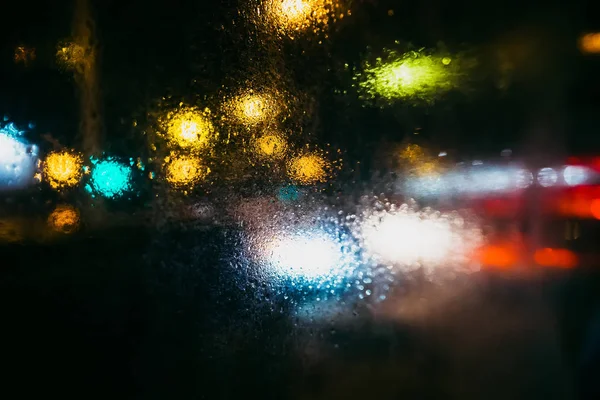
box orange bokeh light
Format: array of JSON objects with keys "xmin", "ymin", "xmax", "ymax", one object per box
[
  {"xmin": 476, "ymin": 244, "xmax": 519, "ymax": 269},
  {"xmin": 580, "ymin": 33, "xmax": 600, "ymax": 54},
  {"xmin": 590, "ymin": 198, "xmax": 600, "ymax": 219},
  {"xmin": 534, "ymin": 248, "xmax": 578, "ymax": 269}
]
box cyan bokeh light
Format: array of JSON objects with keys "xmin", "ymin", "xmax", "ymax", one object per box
[{"xmin": 89, "ymin": 158, "xmax": 131, "ymax": 198}]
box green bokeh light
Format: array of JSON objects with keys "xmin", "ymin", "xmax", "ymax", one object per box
[{"xmin": 355, "ymin": 49, "xmax": 458, "ymax": 104}]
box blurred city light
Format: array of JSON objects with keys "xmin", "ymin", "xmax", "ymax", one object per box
[
  {"xmin": 534, "ymin": 248, "xmax": 578, "ymax": 269},
  {"xmin": 288, "ymin": 152, "xmax": 329, "ymax": 184},
  {"xmin": 165, "ymin": 154, "xmax": 210, "ymax": 189},
  {"xmin": 47, "ymin": 205, "xmax": 80, "ymax": 234},
  {"xmin": 403, "ymin": 165, "xmax": 532, "ymax": 198},
  {"xmin": 591, "ymin": 199, "xmax": 600, "ymax": 219},
  {"xmin": 362, "ymin": 212, "xmax": 452, "ymax": 265},
  {"xmin": 87, "ymin": 158, "xmax": 132, "ymax": 198},
  {"xmin": 230, "ymin": 92, "xmax": 276, "ymax": 126},
  {"xmin": 476, "ymin": 244, "xmax": 520, "ymax": 269},
  {"xmin": 359, "ymin": 204, "xmax": 482, "ymax": 274},
  {"xmin": 56, "ymin": 41, "xmax": 87, "ymax": 70},
  {"xmin": 261, "ymin": 0, "xmax": 345, "ymax": 38},
  {"xmin": 0, "ymin": 125, "xmax": 39, "ymax": 191},
  {"xmin": 43, "ymin": 151, "xmax": 83, "ymax": 190},
  {"xmin": 563, "ymin": 165, "xmax": 590, "ymax": 186},
  {"xmin": 161, "ymin": 107, "xmax": 216, "ymax": 151},
  {"xmin": 264, "ymin": 230, "xmax": 344, "ymax": 279},
  {"xmin": 255, "ymin": 133, "xmax": 288, "ymax": 159},
  {"xmin": 537, "ymin": 167, "xmax": 558, "ymax": 187},
  {"xmin": 579, "ymin": 33, "xmax": 600, "ymax": 54},
  {"xmin": 356, "ymin": 49, "xmax": 458, "ymax": 103}
]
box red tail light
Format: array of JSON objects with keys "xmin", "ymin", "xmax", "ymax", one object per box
[{"xmin": 534, "ymin": 248, "xmax": 578, "ymax": 268}]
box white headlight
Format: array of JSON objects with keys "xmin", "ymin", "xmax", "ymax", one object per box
[
  {"xmin": 563, "ymin": 165, "xmax": 589, "ymax": 186},
  {"xmin": 265, "ymin": 231, "xmax": 344, "ymax": 279}
]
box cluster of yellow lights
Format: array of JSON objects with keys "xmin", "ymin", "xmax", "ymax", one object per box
[
  {"xmin": 47, "ymin": 205, "xmax": 80, "ymax": 234},
  {"xmin": 254, "ymin": 133, "xmax": 288, "ymax": 159},
  {"xmin": 287, "ymin": 152, "xmax": 330, "ymax": 184},
  {"xmin": 580, "ymin": 33, "xmax": 600, "ymax": 54},
  {"xmin": 165, "ymin": 154, "xmax": 210, "ymax": 189},
  {"xmin": 263, "ymin": 0, "xmax": 346, "ymax": 37},
  {"xmin": 162, "ymin": 107, "xmax": 216, "ymax": 151},
  {"xmin": 56, "ymin": 42, "xmax": 87, "ymax": 69},
  {"xmin": 44, "ymin": 151, "xmax": 84, "ymax": 189}
]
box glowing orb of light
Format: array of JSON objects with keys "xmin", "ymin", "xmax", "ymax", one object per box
[
  {"xmin": 261, "ymin": 0, "xmax": 345, "ymax": 38},
  {"xmin": 288, "ymin": 153, "xmax": 330, "ymax": 184},
  {"xmin": 165, "ymin": 154, "xmax": 210, "ymax": 189},
  {"xmin": 362, "ymin": 213, "xmax": 453, "ymax": 265},
  {"xmin": 255, "ymin": 133, "xmax": 288, "ymax": 159},
  {"xmin": 279, "ymin": 0, "xmax": 312, "ymax": 23},
  {"xmin": 43, "ymin": 151, "xmax": 83, "ymax": 190},
  {"xmin": 580, "ymin": 33, "xmax": 600, "ymax": 54},
  {"xmin": 228, "ymin": 90, "xmax": 284, "ymax": 127},
  {"xmin": 48, "ymin": 205, "xmax": 80, "ymax": 234},
  {"xmin": 537, "ymin": 167, "xmax": 558, "ymax": 187},
  {"xmin": 563, "ymin": 165, "xmax": 589, "ymax": 186},
  {"xmin": 0, "ymin": 125, "xmax": 38, "ymax": 191},
  {"xmin": 238, "ymin": 94, "xmax": 268, "ymax": 124},
  {"xmin": 162, "ymin": 107, "xmax": 216, "ymax": 151},
  {"xmin": 88, "ymin": 158, "xmax": 132, "ymax": 198},
  {"xmin": 56, "ymin": 41, "xmax": 87, "ymax": 70},
  {"xmin": 355, "ymin": 49, "xmax": 458, "ymax": 103},
  {"xmin": 263, "ymin": 230, "xmax": 345, "ymax": 279},
  {"xmin": 359, "ymin": 205, "xmax": 483, "ymax": 274}
]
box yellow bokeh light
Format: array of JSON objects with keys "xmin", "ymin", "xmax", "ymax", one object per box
[
  {"xmin": 580, "ymin": 33, "xmax": 600, "ymax": 54},
  {"xmin": 44, "ymin": 151, "xmax": 83, "ymax": 189},
  {"xmin": 165, "ymin": 154, "xmax": 210, "ymax": 189},
  {"xmin": 227, "ymin": 89, "xmax": 285, "ymax": 127},
  {"xmin": 241, "ymin": 95, "xmax": 266, "ymax": 120},
  {"xmin": 255, "ymin": 133, "xmax": 288, "ymax": 159},
  {"xmin": 162, "ymin": 107, "xmax": 216, "ymax": 151},
  {"xmin": 288, "ymin": 153, "xmax": 330, "ymax": 184},
  {"xmin": 262, "ymin": 0, "xmax": 346, "ymax": 37},
  {"xmin": 48, "ymin": 205, "xmax": 80, "ymax": 234},
  {"xmin": 56, "ymin": 42, "xmax": 87, "ymax": 69},
  {"xmin": 280, "ymin": 0, "xmax": 312, "ymax": 24}
]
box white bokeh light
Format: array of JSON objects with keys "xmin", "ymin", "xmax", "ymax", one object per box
[
  {"xmin": 537, "ymin": 167, "xmax": 558, "ymax": 187},
  {"xmin": 265, "ymin": 231, "xmax": 344, "ymax": 279},
  {"xmin": 361, "ymin": 213, "xmax": 454, "ymax": 265},
  {"xmin": 563, "ymin": 165, "xmax": 589, "ymax": 186},
  {"xmin": 0, "ymin": 129, "xmax": 38, "ymax": 191}
]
